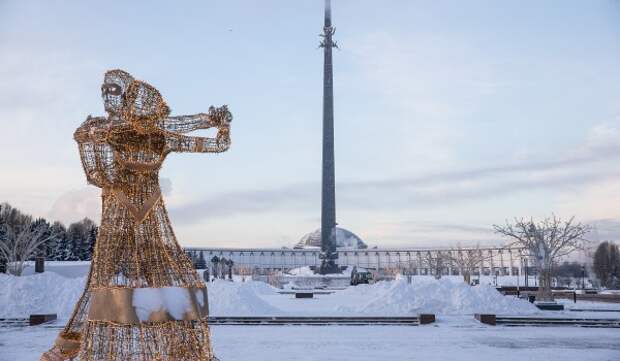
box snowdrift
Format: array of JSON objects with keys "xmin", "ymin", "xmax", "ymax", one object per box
[
  {"xmin": 336, "ymin": 278, "xmax": 538, "ymax": 315},
  {"xmin": 206, "ymin": 280, "xmax": 282, "ymax": 316},
  {"xmin": 0, "ymin": 272, "xmax": 537, "ymax": 319},
  {"xmin": 0, "ymin": 273, "xmax": 281, "ymax": 318},
  {"xmin": 0, "ymin": 272, "xmax": 86, "ymax": 319}
]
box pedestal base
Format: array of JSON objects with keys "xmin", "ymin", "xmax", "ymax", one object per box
[
  {"xmin": 282, "ymin": 275, "xmax": 350, "ymax": 289},
  {"xmin": 534, "ymin": 301, "xmax": 565, "ymax": 311}
]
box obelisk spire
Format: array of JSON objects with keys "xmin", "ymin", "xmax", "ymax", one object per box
[
  {"xmin": 319, "ymin": 0, "xmax": 339, "ymax": 274},
  {"xmin": 324, "ymin": 0, "xmax": 332, "ymax": 27}
]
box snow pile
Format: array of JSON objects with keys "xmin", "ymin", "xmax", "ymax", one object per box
[
  {"xmin": 237, "ymin": 279, "xmax": 280, "ymax": 296},
  {"xmin": 0, "ymin": 272, "xmax": 86, "ymax": 318},
  {"xmin": 207, "ymin": 280, "xmax": 282, "ymax": 316},
  {"xmin": 1, "ymin": 272, "xmax": 538, "ymax": 319},
  {"xmin": 336, "ymin": 278, "xmax": 539, "ymax": 315},
  {"xmin": 285, "ymin": 266, "xmax": 352, "ymax": 277},
  {"xmin": 285, "ymin": 266, "xmax": 316, "ymax": 276},
  {"xmin": 0, "ymin": 274, "xmax": 281, "ymax": 318}
]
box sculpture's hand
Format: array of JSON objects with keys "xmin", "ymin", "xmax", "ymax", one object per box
[
  {"xmin": 74, "ymin": 115, "xmax": 108, "ymax": 143},
  {"xmin": 207, "ymin": 105, "xmax": 233, "ymax": 129},
  {"xmin": 82, "ymin": 119, "xmax": 131, "ymax": 143},
  {"xmin": 89, "ymin": 126, "xmax": 110, "ymax": 143},
  {"xmin": 210, "ymin": 106, "xmax": 231, "ymax": 147}
]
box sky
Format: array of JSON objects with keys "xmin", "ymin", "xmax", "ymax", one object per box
[{"xmin": 1, "ymin": 0, "xmax": 619, "ymax": 250}]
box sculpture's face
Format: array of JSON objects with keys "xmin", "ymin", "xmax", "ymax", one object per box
[
  {"xmin": 101, "ymin": 77, "xmax": 124, "ymax": 115},
  {"xmin": 101, "ymin": 70, "xmax": 133, "ymax": 116}
]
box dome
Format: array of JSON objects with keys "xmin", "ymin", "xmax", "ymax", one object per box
[{"xmin": 294, "ymin": 227, "xmax": 367, "ymax": 250}]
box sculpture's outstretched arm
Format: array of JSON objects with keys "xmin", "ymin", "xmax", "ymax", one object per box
[
  {"xmin": 163, "ymin": 105, "xmax": 232, "ymax": 154},
  {"xmin": 73, "ymin": 116, "xmax": 115, "ymax": 188},
  {"xmin": 159, "ymin": 105, "xmax": 232, "ymax": 134},
  {"xmin": 164, "ymin": 127, "xmax": 230, "ymax": 154},
  {"xmin": 160, "ymin": 113, "xmax": 210, "ymax": 134}
]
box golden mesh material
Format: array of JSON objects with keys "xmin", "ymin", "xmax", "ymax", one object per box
[
  {"xmin": 122, "ymin": 80, "xmax": 171, "ymax": 133},
  {"xmin": 81, "ymin": 321, "xmax": 214, "ymax": 361},
  {"xmin": 42, "ymin": 70, "xmax": 231, "ymax": 361}
]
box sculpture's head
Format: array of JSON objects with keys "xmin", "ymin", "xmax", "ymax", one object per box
[{"xmin": 101, "ymin": 69, "xmax": 135, "ymax": 115}]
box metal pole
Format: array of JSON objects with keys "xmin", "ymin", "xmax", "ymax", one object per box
[
  {"xmin": 524, "ymin": 257, "xmax": 529, "ymax": 288},
  {"xmin": 516, "ymin": 264, "xmax": 520, "ymax": 296}
]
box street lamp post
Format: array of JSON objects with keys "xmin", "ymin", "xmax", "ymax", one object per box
[
  {"xmin": 524, "ymin": 257, "xmax": 529, "ymax": 288},
  {"xmin": 581, "ymin": 264, "xmax": 586, "ymax": 290}
]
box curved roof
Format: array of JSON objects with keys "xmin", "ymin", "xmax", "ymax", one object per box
[{"xmin": 294, "ymin": 227, "xmax": 367, "ymax": 250}]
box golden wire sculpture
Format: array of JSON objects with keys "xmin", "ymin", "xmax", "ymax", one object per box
[{"xmin": 40, "ymin": 69, "xmax": 231, "ymax": 361}]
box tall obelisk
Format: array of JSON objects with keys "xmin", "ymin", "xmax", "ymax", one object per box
[{"xmin": 319, "ymin": 0, "xmax": 339, "ymax": 274}]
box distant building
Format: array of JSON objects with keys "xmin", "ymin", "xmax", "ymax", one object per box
[
  {"xmin": 184, "ymin": 244, "xmax": 527, "ymax": 277},
  {"xmin": 295, "ymin": 227, "xmax": 367, "ymax": 250}
]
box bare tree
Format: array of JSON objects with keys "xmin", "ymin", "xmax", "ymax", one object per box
[
  {"xmin": 494, "ymin": 215, "xmax": 590, "ymax": 301},
  {"xmin": 421, "ymin": 251, "xmax": 447, "ymax": 279},
  {"xmin": 0, "ymin": 219, "xmax": 58, "ymax": 276},
  {"xmin": 236, "ymin": 266, "xmax": 254, "ymax": 282},
  {"xmin": 445, "ymin": 245, "xmax": 493, "ymax": 284}
]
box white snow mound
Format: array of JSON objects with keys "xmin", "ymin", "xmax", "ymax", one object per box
[
  {"xmin": 0, "ymin": 273, "xmax": 282, "ymax": 318},
  {"xmin": 206, "ymin": 280, "xmax": 282, "ymax": 316},
  {"xmin": 0, "ymin": 272, "xmax": 538, "ymax": 319},
  {"xmin": 336, "ymin": 278, "xmax": 539, "ymax": 315},
  {"xmin": 0, "ymin": 272, "xmax": 86, "ymax": 318}
]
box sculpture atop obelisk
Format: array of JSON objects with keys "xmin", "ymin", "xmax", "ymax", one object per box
[{"xmin": 319, "ymin": 0, "xmax": 340, "ymax": 274}]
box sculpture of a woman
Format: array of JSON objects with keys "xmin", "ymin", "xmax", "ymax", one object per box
[{"xmin": 41, "ymin": 69, "xmax": 231, "ymax": 361}]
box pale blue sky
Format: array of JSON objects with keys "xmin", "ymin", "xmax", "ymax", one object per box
[{"xmin": 1, "ymin": 0, "xmax": 619, "ymax": 248}]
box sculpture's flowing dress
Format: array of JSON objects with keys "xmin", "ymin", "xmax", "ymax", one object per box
[{"xmin": 48, "ymin": 81, "xmax": 229, "ymax": 361}]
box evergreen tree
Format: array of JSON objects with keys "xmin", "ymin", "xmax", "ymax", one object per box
[
  {"xmin": 593, "ymin": 241, "xmax": 620, "ymax": 288},
  {"xmin": 49, "ymin": 222, "xmax": 68, "ymax": 261},
  {"xmin": 62, "ymin": 218, "xmax": 95, "ymax": 261},
  {"xmin": 31, "ymin": 218, "xmax": 51, "ymax": 260},
  {"xmin": 0, "ymin": 203, "xmax": 31, "ymax": 231},
  {"xmin": 0, "ymin": 203, "xmax": 99, "ymax": 262},
  {"xmin": 86, "ymin": 224, "xmax": 98, "ymax": 261},
  {"xmin": 66, "ymin": 223, "xmax": 82, "ymax": 261}
]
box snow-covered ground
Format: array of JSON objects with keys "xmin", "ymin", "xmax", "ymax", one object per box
[
  {"xmin": 2, "ymin": 271, "xmax": 620, "ymax": 360},
  {"xmin": 19, "ymin": 261, "xmax": 90, "ymax": 278},
  {"xmin": 1, "ymin": 318, "xmax": 619, "ymax": 361}
]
